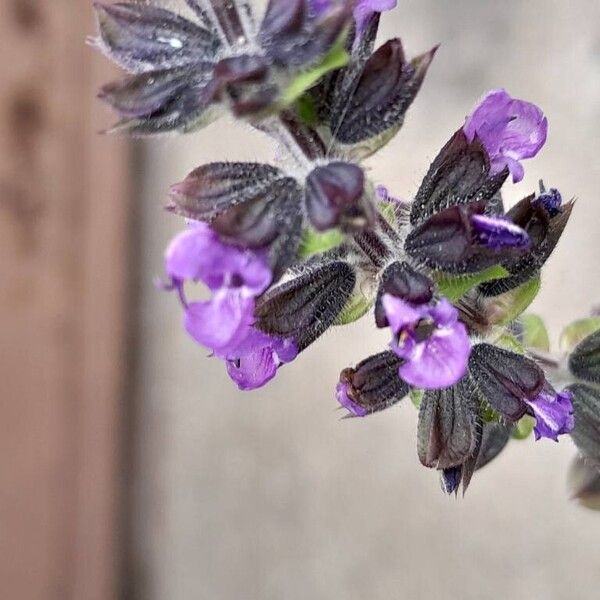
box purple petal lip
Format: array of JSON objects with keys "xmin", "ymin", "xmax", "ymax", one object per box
[
  {"xmin": 165, "ymin": 222, "xmax": 272, "ymax": 295},
  {"xmin": 164, "ymin": 223, "xmax": 296, "ymax": 390},
  {"xmin": 471, "ymin": 214, "xmax": 530, "ymax": 250},
  {"xmin": 336, "ymin": 381, "xmax": 368, "ymax": 417},
  {"xmin": 464, "ymin": 89, "xmax": 548, "ymax": 183},
  {"xmin": 525, "ymin": 389, "xmax": 575, "ymax": 442},
  {"xmin": 226, "ymin": 331, "xmax": 299, "ymax": 391},
  {"xmin": 383, "ymin": 295, "xmax": 471, "ymax": 390},
  {"xmin": 184, "ymin": 292, "xmax": 255, "ymax": 358}
]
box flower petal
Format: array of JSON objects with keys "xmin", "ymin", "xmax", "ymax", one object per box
[
  {"xmin": 227, "ymin": 347, "xmax": 279, "ymax": 390},
  {"xmin": 525, "ymin": 390, "xmax": 575, "ymax": 441},
  {"xmin": 399, "ymin": 322, "xmax": 470, "ymax": 389},
  {"xmin": 184, "ymin": 292, "xmax": 254, "ymax": 355},
  {"xmin": 464, "ymin": 89, "xmax": 547, "ymax": 183},
  {"xmin": 382, "ymin": 294, "xmax": 426, "ymax": 334}
]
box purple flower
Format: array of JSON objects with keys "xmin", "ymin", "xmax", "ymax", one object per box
[
  {"xmin": 524, "ymin": 389, "xmax": 575, "ymax": 442},
  {"xmin": 464, "ymin": 89, "xmax": 548, "ymax": 183},
  {"xmin": 336, "ymin": 380, "xmax": 368, "ymax": 417},
  {"xmin": 383, "ymin": 295, "xmax": 470, "ymax": 389},
  {"xmin": 470, "ymin": 214, "xmax": 530, "ymax": 250},
  {"xmin": 165, "ymin": 224, "xmax": 297, "ymax": 389},
  {"xmin": 165, "ymin": 222, "xmax": 271, "ymax": 356},
  {"xmin": 226, "ymin": 329, "xmax": 298, "ymax": 391}
]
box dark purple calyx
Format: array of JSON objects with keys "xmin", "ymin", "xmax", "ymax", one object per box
[
  {"xmin": 208, "ymin": 54, "xmax": 278, "ymax": 116},
  {"xmin": 255, "ymin": 260, "xmax": 356, "ymax": 351},
  {"xmin": 337, "ymin": 351, "xmax": 408, "ymax": 417},
  {"xmin": 305, "ymin": 161, "xmax": 374, "ymax": 232},
  {"xmin": 375, "ymin": 261, "xmax": 434, "ymax": 328},
  {"xmin": 405, "ymin": 201, "xmax": 529, "ymax": 275},
  {"xmin": 169, "ymin": 161, "xmax": 303, "ymax": 277},
  {"xmin": 410, "ymin": 130, "xmax": 509, "ymax": 227},
  {"xmin": 333, "ymin": 38, "xmax": 437, "ymax": 147},
  {"xmin": 569, "ymin": 329, "xmax": 600, "ymax": 386},
  {"xmin": 259, "ymin": 0, "xmax": 352, "ymax": 68},
  {"xmin": 417, "ymin": 378, "xmax": 481, "ymax": 470},
  {"xmin": 468, "ymin": 343, "xmax": 546, "ymax": 421},
  {"xmin": 479, "ymin": 188, "xmax": 573, "ymax": 297}
]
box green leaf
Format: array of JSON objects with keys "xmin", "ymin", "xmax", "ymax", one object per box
[
  {"xmin": 335, "ymin": 294, "xmax": 372, "ymax": 326},
  {"xmin": 511, "ymin": 415, "xmax": 536, "ymax": 440},
  {"xmin": 298, "ymin": 228, "xmax": 344, "ymax": 258},
  {"xmin": 296, "ymin": 95, "xmax": 318, "ymax": 126},
  {"xmin": 280, "ymin": 36, "xmax": 350, "ymax": 107},
  {"xmin": 560, "ymin": 318, "xmax": 600, "ymax": 354},
  {"xmin": 378, "ymin": 201, "xmax": 397, "ymax": 227},
  {"xmin": 521, "ymin": 313, "xmax": 550, "ymax": 352},
  {"xmin": 436, "ymin": 266, "xmax": 509, "ymax": 302},
  {"xmin": 495, "ymin": 333, "xmax": 525, "ymax": 354},
  {"xmin": 410, "ymin": 389, "xmax": 424, "ymax": 409},
  {"xmin": 487, "ymin": 275, "xmax": 541, "ymax": 325},
  {"xmin": 481, "ymin": 403, "xmax": 501, "ymax": 423}
]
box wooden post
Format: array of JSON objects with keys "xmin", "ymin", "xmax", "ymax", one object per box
[{"xmin": 0, "ymin": 1, "xmax": 131, "ymax": 598}]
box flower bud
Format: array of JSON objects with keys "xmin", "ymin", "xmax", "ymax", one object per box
[
  {"xmin": 337, "ymin": 351, "xmax": 408, "ymax": 416},
  {"xmin": 417, "ymin": 377, "xmax": 481, "ymax": 469},
  {"xmin": 468, "ymin": 343, "xmax": 545, "ymax": 421},
  {"xmin": 305, "ymin": 162, "xmax": 374, "ymax": 232},
  {"xmin": 255, "ymin": 260, "xmax": 356, "ymax": 351}
]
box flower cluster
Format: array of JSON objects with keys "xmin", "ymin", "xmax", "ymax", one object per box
[{"xmin": 94, "ymin": 0, "xmax": 600, "ymax": 501}]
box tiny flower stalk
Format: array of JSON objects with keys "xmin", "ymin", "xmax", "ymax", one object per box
[{"xmin": 92, "ymin": 0, "xmax": 596, "ymax": 500}]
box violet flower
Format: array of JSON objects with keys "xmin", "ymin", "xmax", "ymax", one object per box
[
  {"xmin": 383, "ymin": 295, "xmax": 470, "ymax": 389},
  {"xmin": 471, "ymin": 214, "xmax": 530, "ymax": 250},
  {"xmin": 464, "ymin": 89, "xmax": 548, "ymax": 183},
  {"xmin": 165, "ymin": 223, "xmax": 296, "ymax": 387},
  {"xmin": 524, "ymin": 389, "xmax": 575, "ymax": 442},
  {"xmin": 226, "ymin": 329, "xmax": 298, "ymax": 391}
]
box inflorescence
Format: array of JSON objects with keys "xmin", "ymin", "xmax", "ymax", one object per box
[{"xmin": 93, "ymin": 0, "xmax": 600, "ymax": 500}]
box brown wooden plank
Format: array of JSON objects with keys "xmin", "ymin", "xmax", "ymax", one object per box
[{"xmin": 0, "ymin": 1, "xmax": 131, "ymax": 598}]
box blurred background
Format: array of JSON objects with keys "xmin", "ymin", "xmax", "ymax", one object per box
[{"xmin": 2, "ymin": 1, "xmax": 600, "ymax": 599}]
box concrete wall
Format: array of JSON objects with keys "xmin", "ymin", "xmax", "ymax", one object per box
[{"xmin": 132, "ymin": 2, "xmax": 600, "ymax": 598}]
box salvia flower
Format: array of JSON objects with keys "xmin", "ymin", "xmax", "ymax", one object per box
[
  {"xmin": 165, "ymin": 223, "xmax": 295, "ymax": 387},
  {"xmin": 226, "ymin": 329, "xmax": 298, "ymax": 390},
  {"xmin": 165, "ymin": 223, "xmax": 270, "ymax": 355},
  {"xmin": 383, "ymin": 295, "xmax": 470, "ymax": 389},
  {"xmin": 524, "ymin": 389, "xmax": 575, "ymax": 442},
  {"xmin": 337, "ymin": 351, "xmax": 408, "ymax": 416},
  {"xmin": 92, "ymin": 1, "xmax": 594, "ymax": 498},
  {"xmin": 464, "ymin": 88, "xmax": 548, "ymax": 183}
]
